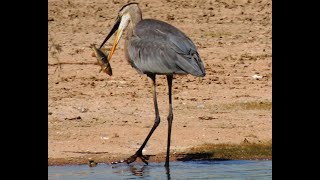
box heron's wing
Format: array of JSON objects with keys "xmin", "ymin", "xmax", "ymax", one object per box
[
  {"xmin": 132, "ymin": 19, "xmax": 205, "ymax": 77},
  {"xmin": 128, "ymin": 38, "xmax": 181, "ymax": 75}
]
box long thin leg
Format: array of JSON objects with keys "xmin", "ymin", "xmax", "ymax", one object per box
[
  {"xmin": 125, "ymin": 74, "xmax": 160, "ymax": 165},
  {"xmin": 165, "ymin": 75, "xmax": 173, "ymax": 167}
]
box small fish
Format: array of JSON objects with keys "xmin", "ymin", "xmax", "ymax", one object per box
[{"xmin": 91, "ymin": 44, "xmax": 112, "ymax": 76}]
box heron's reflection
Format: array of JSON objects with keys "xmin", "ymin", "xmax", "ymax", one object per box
[
  {"xmin": 127, "ymin": 164, "xmax": 171, "ymax": 179},
  {"xmin": 129, "ymin": 165, "xmax": 145, "ymax": 176},
  {"xmin": 165, "ymin": 166, "xmax": 171, "ymax": 180}
]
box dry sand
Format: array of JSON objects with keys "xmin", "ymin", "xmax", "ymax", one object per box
[{"xmin": 48, "ymin": 0, "xmax": 271, "ymax": 165}]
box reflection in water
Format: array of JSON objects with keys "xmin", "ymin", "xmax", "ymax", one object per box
[
  {"xmin": 49, "ymin": 160, "xmax": 272, "ymax": 179},
  {"xmin": 165, "ymin": 166, "xmax": 171, "ymax": 180},
  {"xmin": 125, "ymin": 164, "xmax": 171, "ymax": 179},
  {"xmin": 129, "ymin": 165, "xmax": 145, "ymax": 176},
  {"xmin": 111, "ymin": 164, "xmax": 149, "ymax": 177}
]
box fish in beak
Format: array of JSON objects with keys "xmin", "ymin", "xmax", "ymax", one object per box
[
  {"xmin": 91, "ymin": 44, "xmax": 112, "ymax": 76},
  {"xmin": 99, "ymin": 13, "xmax": 131, "ymax": 61}
]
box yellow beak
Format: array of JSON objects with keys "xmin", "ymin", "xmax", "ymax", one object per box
[{"xmin": 107, "ymin": 28, "xmax": 121, "ymax": 61}]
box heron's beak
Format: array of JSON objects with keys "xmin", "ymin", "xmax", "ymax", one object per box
[
  {"xmin": 99, "ymin": 16, "xmax": 120, "ymax": 49},
  {"xmin": 107, "ymin": 27, "xmax": 123, "ymax": 61},
  {"xmin": 100, "ymin": 14, "xmax": 130, "ymax": 61}
]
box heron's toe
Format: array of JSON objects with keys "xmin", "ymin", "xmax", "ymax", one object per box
[
  {"xmin": 125, "ymin": 153, "xmax": 149, "ymax": 165},
  {"xmin": 139, "ymin": 155, "xmax": 149, "ymax": 165},
  {"xmin": 125, "ymin": 154, "xmax": 138, "ymax": 164}
]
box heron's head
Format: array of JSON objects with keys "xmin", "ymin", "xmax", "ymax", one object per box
[{"xmin": 99, "ymin": 3, "xmax": 142, "ymax": 61}]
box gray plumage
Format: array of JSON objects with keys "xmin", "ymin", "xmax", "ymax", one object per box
[
  {"xmin": 99, "ymin": 2, "xmax": 206, "ymax": 167},
  {"xmin": 126, "ymin": 19, "xmax": 205, "ymax": 77}
]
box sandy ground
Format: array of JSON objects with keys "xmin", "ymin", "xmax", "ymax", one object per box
[{"xmin": 48, "ymin": 0, "xmax": 271, "ymax": 165}]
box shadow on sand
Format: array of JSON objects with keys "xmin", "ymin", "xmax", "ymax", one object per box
[{"xmin": 176, "ymin": 152, "xmax": 231, "ymax": 161}]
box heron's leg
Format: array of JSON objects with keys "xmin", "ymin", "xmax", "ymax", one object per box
[
  {"xmin": 125, "ymin": 74, "xmax": 160, "ymax": 165},
  {"xmin": 165, "ymin": 75, "xmax": 173, "ymax": 167}
]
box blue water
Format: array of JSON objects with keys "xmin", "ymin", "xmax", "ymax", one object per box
[{"xmin": 48, "ymin": 160, "xmax": 272, "ymax": 179}]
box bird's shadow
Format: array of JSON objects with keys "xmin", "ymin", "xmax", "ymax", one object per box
[{"xmin": 176, "ymin": 152, "xmax": 231, "ymax": 161}]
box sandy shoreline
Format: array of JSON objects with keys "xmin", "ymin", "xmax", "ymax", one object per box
[
  {"xmin": 48, "ymin": 142, "xmax": 272, "ymax": 166},
  {"xmin": 48, "ymin": 0, "xmax": 272, "ymax": 165}
]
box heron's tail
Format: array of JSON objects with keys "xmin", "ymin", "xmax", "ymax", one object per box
[{"xmin": 176, "ymin": 50, "xmax": 206, "ymax": 77}]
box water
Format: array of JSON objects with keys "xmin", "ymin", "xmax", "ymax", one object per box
[{"xmin": 48, "ymin": 160, "xmax": 272, "ymax": 179}]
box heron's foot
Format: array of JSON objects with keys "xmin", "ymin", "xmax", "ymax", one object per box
[
  {"xmin": 126, "ymin": 151, "xmax": 150, "ymax": 165},
  {"xmin": 111, "ymin": 151, "xmax": 149, "ymax": 165}
]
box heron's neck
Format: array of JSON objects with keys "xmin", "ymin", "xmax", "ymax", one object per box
[
  {"xmin": 124, "ymin": 9, "xmax": 142, "ymax": 62},
  {"xmin": 128, "ymin": 9, "xmax": 142, "ymax": 32},
  {"xmin": 124, "ymin": 8, "xmax": 142, "ymax": 60}
]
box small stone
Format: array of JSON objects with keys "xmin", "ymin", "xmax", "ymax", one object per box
[
  {"xmin": 197, "ymin": 104, "xmax": 205, "ymax": 109},
  {"xmin": 88, "ymin": 159, "xmax": 97, "ymax": 167},
  {"xmin": 252, "ymin": 74, "xmax": 263, "ymax": 80}
]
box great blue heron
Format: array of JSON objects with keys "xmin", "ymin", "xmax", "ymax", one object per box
[{"xmin": 99, "ymin": 2, "xmax": 206, "ymax": 167}]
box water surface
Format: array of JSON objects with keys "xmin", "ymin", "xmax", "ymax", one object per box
[{"xmin": 48, "ymin": 160, "xmax": 272, "ymax": 179}]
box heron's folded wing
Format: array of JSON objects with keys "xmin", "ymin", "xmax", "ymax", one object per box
[{"xmin": 131, "ymin": 19, "xmax": 205, "ymax": 76}]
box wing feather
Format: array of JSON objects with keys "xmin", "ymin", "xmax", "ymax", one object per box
[{"xmin": 127, "ymin": 19, "xmax": 205, "ymax": 77}]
